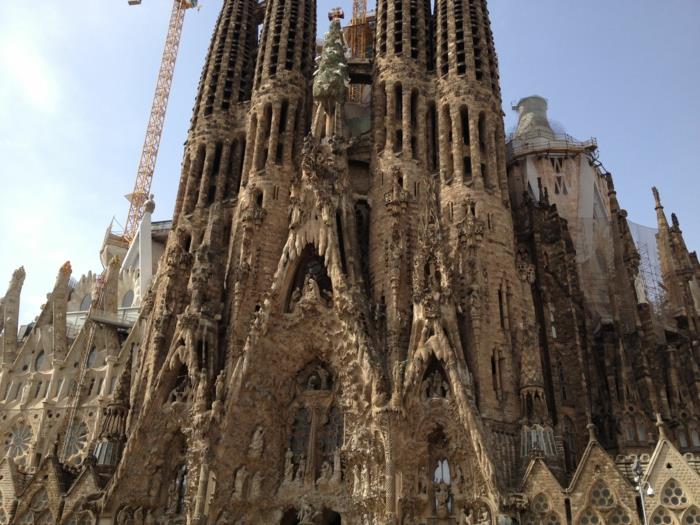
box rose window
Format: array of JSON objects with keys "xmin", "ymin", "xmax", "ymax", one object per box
[
  {"xmin": 661, "ymin": 479, "xmax": 689, "ymax": 508},
  {"xmin": 609, "ymin": 507, "xmax": 632, "ymax": 525},
  {"xmin": 545, "ymin": 513, "xmax": 562, "ymax": 525},
  {"xmin": 65, "ymin": 421, "xmax": 89, "ymax": 461},
  {"xmin": 683, "ymin": 506, "xmax": 700, "ymax": 524},
  {"xmin": 651, "ymin": 507, "xmax": 675, "ymax": 525},
  {"xmin": 532, "ymin": 493, "xmax": 550, "ymax": 514},
  {"xmin": 5, "ymin": 424, "xmax": 32, "ymax": 461},
  {"xmin": 590, "ymin": 480, "xmax": 615, "ymax": 509},
  {"xmin": 578, "ymin": 508, "xmax": 601, "ymax": 525}
]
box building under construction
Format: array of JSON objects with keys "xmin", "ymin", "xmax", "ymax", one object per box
[{"xmin": 1, "ymin": 0, "xmax": 700, "ymax": 524}]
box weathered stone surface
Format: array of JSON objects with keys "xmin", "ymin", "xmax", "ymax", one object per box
[{"xmin": 1, "ymin": 1, "xmax": 700, "ymax": 524}]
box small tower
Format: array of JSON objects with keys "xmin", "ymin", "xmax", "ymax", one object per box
[
  {"xmin": 653, "ymin": 187, "xmax": 700, "ymax": 331},
  {"xmin": 370, "ymin": 0, "xmax": 434, "ymax": 375}
]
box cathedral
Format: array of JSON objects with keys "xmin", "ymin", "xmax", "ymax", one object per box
[{"xmin": 1, "ymin": 0, "xmax": 700, "ymax": 523}]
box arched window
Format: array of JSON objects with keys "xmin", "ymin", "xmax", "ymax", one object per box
[
  {"xmin": 532, "ymin": 493, "xmax": 550, "ymax": 514},
  {"xmin": 285, "ymin": 363, "xmax": 340, "ymax": 484},
  {"xmin": 589, "ymin": 480, "xmax": 615, "ymax": 510},
  {"xmin": 660, "ymin": 479, "xmax": 688, "ymax": 509},
  {"xmin": 649, "ymin": 506, "xmax": 676, "ymax": 525},
  {"xmin": 636, "ymin": 417, "xmax": 648, "ymax": 442},
  {"xmin": 86, "ymin": 346, "xmax": 99, "ymax": 368},
  {"xmin": 174, "ymin": 463, "xmax": 188, "ymax": 515},
  {"xmin": 433, "ymin": 458, "xmax": 451, "ymax": 484},
  {"xmin": 34, "ymin": 351, "xmax": 46, "ymax": 371},
  {"xmin": 285, "ymin": 245, "xmax": 333, "ymax": 311},
  {"xmin": 577, "ymin": 507, "xmax": 601, "ymax": 525},
  {"xmin": 689, "ymin": 422, "xmax": 700, "ymax": 447},
  {"xmin": 421, "ymin": 356, "xmax": 450, "ymax": 400},
  {"xmin": 562, "ymin": 417, "xmax": 577, "ymax": 472},
  {"xmin": 121, "ymin": 290, "xmax": 134, "ymax": 308},
  {"xmin": 79, "ymin": 294, "xmax": 92, "ymax": 311},
  {"xmin": 681, "ymin": 506, "xmax": 700, "ymax": 524},
  {"xmin": 609, "ymin": 506, "xmax": 632, "ymax": 525}
]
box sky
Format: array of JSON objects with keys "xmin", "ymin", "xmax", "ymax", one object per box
[{"xmin": 0, "ymin": 1, "xmax": 698, "ymax": 322}]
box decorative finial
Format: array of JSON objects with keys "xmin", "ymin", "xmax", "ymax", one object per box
[
  {"xmin": 652, "ymin": 187, "xmax": 662, "ymax": 208},
  {"xmin": 587, "ymin": 421, "xmax": 597, "ymax": 442},
  {"xmin": 144, "ymin": 194, "xmax": 156, "ymax": 214},
  {"xmin": 671, "ymin": 213, "xmax": 680, "ymax": 229},
  {"xmin": 59, "ymin": 261, "xmax": 72, "ymax": 276},
  {"xmin": 655, "ymin": 413, "xmax": 666, "ymax": 439},
  {"xmin": 328, "ymin": 7, "xmax": 344, "ymax": 21}
]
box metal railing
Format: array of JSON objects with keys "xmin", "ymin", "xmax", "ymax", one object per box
[
  {"xmin": 66, "ymin": 307, "xmax": 140, "ymax": 339},
  {"xmin": 506, "ymin": 130, "xmax": 597, "ymax": 159}
]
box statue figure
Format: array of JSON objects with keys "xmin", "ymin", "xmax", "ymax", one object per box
[
  {"xmin": 418, "ymin": 467, "xmax": 428, "ymax": 495},
  {"xmin": 194, "ymin": 369, "xmax": 209, "ymax": 413},
  {"xmin": 116, "ymin": 507, "xmax": 135, "ymax": 525},
  {"xmin": 233, "ymin": 466, "xmax": 248, "ymax": 499},
  {"xmin": 250, "ymin": 471, "xmax": 262, "ymax": 499},
  {"xmin": 476, "ymin": 508, "xmax": 491, "ymax": 524},
  {"xmin": 296, "ymin": 455, "xmax": 306, "ymax": 482},
  {"xmin": 361, "ymin": 463, "xmax": 370, "ymax": 497},
  {"xmin": 332, "ymin": 449, "xmax": 342, "ymax": 483},
  {"xmin": 215, "ymin": 371, "xmax": 225, "ymax": 402},
  {"xmin": 318, "ymin": 367, "xmax": 330, "ymax": 390},
  {"xmin": 319, "ymin": 460, "xmax": 333, "ymax": 482},
  {"xmin": 353, "ymin": 465, "xmax": 361, "ymax": 495},
  {"xmin": 248, "ymin": 426, "xmax": 264, "ymax": 459},
  {"xmin": 422, "ymin": 378, "xmax": 431, "ymax": 400},
  {"xmin": 435, "ymin": 482, "xmax": 450, "ymax": 518},
  {"xmin": 453, "ymin": 465, "xmax": 463, "ymax": 492},
  {"xmin": 284, "ymin": 449, "xmax": 295, "ymax": 482},
  {"xmin": 297, "ymin": 498, "xmax": 319, "ymax": 525},
  {"xmin": 460, "ymin": 508, "xmax": 474, "ymax": 525}
]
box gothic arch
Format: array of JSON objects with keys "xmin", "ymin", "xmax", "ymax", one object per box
[
  {"xmin": 681, "ymin": 505, "xmax": 700, "ymax": 524},
  {"xmin": 282, "ymin": 362, "xmax": 343, "ymax": 484},
  {"xmin": 575, "ymin": 507, "xmax": 603, "ymax": 525},
  {"xmin": 649, "ymin": 505, "xmax": 677, "ymax": 525},
  {"xmin": 659, "ymin": 478, "xmax": 690, "ymax": 510},
  {"xmin": 419, "ymin": 354, "xmax": 450, "ymax": 401},
  {"xmin": 284, "ymin": 244, "xmax": 333, "ymax": 312}
]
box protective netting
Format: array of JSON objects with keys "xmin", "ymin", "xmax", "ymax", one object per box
[
  {"xmin": 570, "ymin": 217, "xmax": 664, "ymax": 326},
  {"xmin": 628, "ymin": 220, "xmax": 665, "ymax": 309}
]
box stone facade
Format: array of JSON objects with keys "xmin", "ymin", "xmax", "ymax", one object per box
[{"xmin": 1, "ymin": 1, "xmax": 700, "ymax": 524}]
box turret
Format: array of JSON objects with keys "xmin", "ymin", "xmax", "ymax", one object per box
[
  {"xmin": 653, "ymin": 187, "xmax": 699, "ymax": 330},
  {"xmin": 173, "ymin": 0, "xmax": 260, "ymax": 223},
  {"xmin": 0, "ymin": 267, "xmax": 25, "ymax": 366},
  {"xmin": 370, "ymin": 0, "xmax": 435, "ymax": 375},
  {"xmin": 51, "ymin": 262, "xmax": 72, "ymax": 363},
  {"xmin": 226, "ymin": 0, "xmax": 317, "ymax": 337}
]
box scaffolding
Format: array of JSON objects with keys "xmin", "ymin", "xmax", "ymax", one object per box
[
  {"xmin": 344, "ymin": 0, "xmax": 374, "ymax": 103},
  {"xmin": 629, "ymin": 220, "xmax": 666, "ymax": 316}
]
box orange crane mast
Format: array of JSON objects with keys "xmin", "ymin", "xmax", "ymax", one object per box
[{"xmin": 123, "ymin": 0, "xmax": 198, "ymax": 242}]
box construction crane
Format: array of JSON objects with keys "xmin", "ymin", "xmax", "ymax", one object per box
[{"xmin": 122, "ymin": 0, "xmax": 199, "ymax": 242}]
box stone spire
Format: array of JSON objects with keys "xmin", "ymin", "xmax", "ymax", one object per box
[
  {"xmin": 0, "ymin": 267, "xmax": 25, "ymax": 366},
  {"xmin": 653, "ymin": 187, "xmax": 699, "ymax": 329},
  {"xmin": 370, "ymin": 0, "xmax": 435, "ymax": 378},
  {"xmin": 225, "ymin": 0, "xmax": 317, "ymax": 337},
  {"xmin": 51, "ymin": 262, "xmax": 72, "ymax": 363},
  {"xmin": 173, "ymin": 0, "xmax": 259, "ymax": 223}
]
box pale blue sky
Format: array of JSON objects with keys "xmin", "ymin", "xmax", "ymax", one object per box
[{"xmin": 0, "ymin": 1, "xmax": 698, "ymax": 321}]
